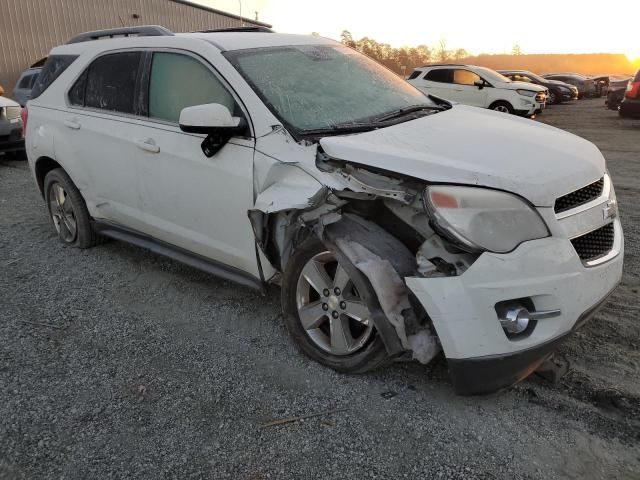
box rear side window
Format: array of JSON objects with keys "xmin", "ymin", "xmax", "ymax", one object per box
[
  {"xmin": 407, "ymin": 70, "xmax": 421, "ymax": 80},
  {"xmin": 148, "ymin": 52, "xmax": 236, "ymax": 123},
  {"xmin": 425, "ymin": 69, "xmax": 453, "ymax": 83},
  {"xmin": 30, "ymin": 55, "xmax": 78, "ymax": 99},
  {"xmin": 84, "ymin": 52, "xmax": 142, "ymax": 114},
  {"xmin": 17, "ymin": 73, "xmax": 38, "ymax": 89}
]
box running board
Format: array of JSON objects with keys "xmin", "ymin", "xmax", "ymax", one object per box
[{"xmin": 93, "ymin": 220, "xmax": 264, "ymax": 291}]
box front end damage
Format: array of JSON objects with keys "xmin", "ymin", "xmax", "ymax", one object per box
[
  {"xmin": 247, "ymin": 137, "xmax": 623, "ymax": 395},
  {"xmin": 248, "ymin": 140, "xmax": 478, "ymax": 383}
]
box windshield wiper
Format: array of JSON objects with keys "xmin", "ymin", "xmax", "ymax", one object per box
[{"xmin": 372, "ymin": 105, "xmax": 443, "ymax": 123}]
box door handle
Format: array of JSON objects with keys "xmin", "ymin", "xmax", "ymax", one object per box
[
  {"xmin": 64, "ymin": 119, "xmax": 81, "ymax": 130},
  {"xmin": 135, "ymin": 138, "xmax": 160, "ymax": 154}
]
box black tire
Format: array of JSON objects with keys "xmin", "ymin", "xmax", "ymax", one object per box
[
  {"xmin": 489, "ymin": 101, "xmax": 514, "ymax": 114},
  {"xmin": 44, "ymin": 168, "xmax": 105, "ymax": 248},
  {"xmin": 549, "ymin": 90, "xmax": 560, "ymax": 105},
  {"xmin": 281, "ymin": 238, "xmax": 388, "ymax": 373}
]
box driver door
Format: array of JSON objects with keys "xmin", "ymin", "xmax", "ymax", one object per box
[{"xmin": 131, "ymin": 50, "xmax": 259, "ymax": 277}]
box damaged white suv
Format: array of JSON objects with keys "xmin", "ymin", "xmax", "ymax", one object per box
[{"xmin": 25, "ymin": 26, "xmax": 623, "ymax": 394}]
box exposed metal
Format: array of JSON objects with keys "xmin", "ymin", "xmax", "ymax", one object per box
[{"xmin": 0, "ymin": 0, "xmax": 271, "ymax": 93}]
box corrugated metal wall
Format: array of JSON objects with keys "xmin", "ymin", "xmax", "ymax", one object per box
[{"xmin": 0, "ymin": 0, "xmax": 266, "ymax": 96}]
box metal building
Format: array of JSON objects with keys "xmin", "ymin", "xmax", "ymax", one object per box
[{"xmin": 0, "ymin": 0, "xmax": 270, "ymax": 94}]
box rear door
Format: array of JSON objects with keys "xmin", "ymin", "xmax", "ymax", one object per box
[
  {"xmin": 54, "ymin": 51, "xmax": 145, "ymax": 227},
  {"xmin": 420, "ymin": 68, "xmax": 455, "ymax": 99},
  {"xmin": 128, "ymin": 50, "xmax": 259, "ymax": 276}
]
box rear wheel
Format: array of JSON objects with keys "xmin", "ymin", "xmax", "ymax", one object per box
[
  {"xmin": 282, "ymin": 239, "xmax": 387, "ymax": 373},
  {"xmin": 490, "ymin": 101, "xmax": 514, "ymax": 114},
  {"xmin": 44, "ymin": 168, "xmax": 104, "ymax": 248}
]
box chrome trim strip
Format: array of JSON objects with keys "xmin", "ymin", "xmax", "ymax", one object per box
[{"xmin": 556, "ymin": 174, "xmax": 610, "ymax": 220}]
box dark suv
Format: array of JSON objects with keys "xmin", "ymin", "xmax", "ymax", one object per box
[
  {"xmin": 499, "ymin": 70, "xmax": 578, "ymax": 104},
  {"xmin": 619, "ymin": 70, "xmax": 640, "ymax": 119}
]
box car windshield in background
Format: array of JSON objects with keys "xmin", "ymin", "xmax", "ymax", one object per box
[
  {"xmin": 225, "ymin": 45, "xmax": 436, "ymax": 134},
  {"xmin": 476, "ymin": 67, "xmax": 512, "ymax": 84}
]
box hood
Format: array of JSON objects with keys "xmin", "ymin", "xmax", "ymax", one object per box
[
  {"xmin": 504, "ymin": 81, "xmax": 546, "ymax": 92},
  {"xmin": 546, "ymin": 79, "xmax": 570, "ymax": 86},
  {"xmin": 319, "ymin": 105, "xmax": 605, "ymax": 207},
  {"xmin": 0, "ymin": 96, "xmax": 20, "ymax": 108}
]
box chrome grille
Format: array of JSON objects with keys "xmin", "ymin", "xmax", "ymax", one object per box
[
  {"xmin": 5, "ymin": 106, "xmax": 21, "ymax": 120},
  {"xmin": 571, "ymin": 222, "xmax": 615, "ymax": 262},
  {"xmin": 554, "ymin": 178, "xmax": 604, "ymax": 214}
]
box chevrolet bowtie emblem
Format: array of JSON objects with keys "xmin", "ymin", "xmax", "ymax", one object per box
[{"xmin": 603, "ymin": 200, "xmax": 617, "ymax": 221}]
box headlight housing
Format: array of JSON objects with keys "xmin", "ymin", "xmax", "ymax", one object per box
[
  {"xmin": 516, "ymin": 89, "xmax": 537, "ymax": 97},
  {"xmin": 424, "ymin": 186, "xmax": 550, "ymax": 253}
]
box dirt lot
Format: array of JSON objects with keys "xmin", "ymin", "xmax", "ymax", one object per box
[{"xmin": 1, "ymin": 99, "xmax": 638, "ymax": 479}]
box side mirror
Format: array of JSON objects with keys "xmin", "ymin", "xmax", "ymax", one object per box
[
  {"xmin": 179, "ymin": 103, "xmax": 248, "ymax": 157},
  {"xmin": 474, "ymin": 80, "xmax": 485, "ymax": 90},
  {"xmin": 179, "ymin": 103, "xmax": 246, "ymax": 135}
]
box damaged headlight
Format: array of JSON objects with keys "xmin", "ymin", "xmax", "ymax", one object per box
[{"xmin": 424, "ymin": 186, "xmax": 549, "ymax": 253}]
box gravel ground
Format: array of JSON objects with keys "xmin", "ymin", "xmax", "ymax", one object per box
[{"xmin": 1, "ymin": 99, "xmax": 639, "ymax": 480}]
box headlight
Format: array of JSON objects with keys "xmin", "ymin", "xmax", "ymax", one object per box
[
  {"xmin": 424, "ymin": 186, "xmax": 550, "ymax": 253},
  {"xmin": 516, "ymin": 89, "xmax": 537, "ymax": 97}
]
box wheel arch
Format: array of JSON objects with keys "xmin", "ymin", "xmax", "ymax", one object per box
[{"xmin": 34, "ymin": 156, "xmax": 62, "ymax": 198}]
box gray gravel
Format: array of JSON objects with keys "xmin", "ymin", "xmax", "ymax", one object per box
[{"xmin": 1, "ymin": 99, "xmax": 639, "ymax": 479}]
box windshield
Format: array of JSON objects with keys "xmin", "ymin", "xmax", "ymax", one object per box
[
  {"xmin": 476, "ymin": 67, "xmax": 512, "ymax": 84},
  {"xmin": 225, "ymin": 44, "xmax": 435, "ymax": 133},
  {"xmin": 520, "ymin": 71, "xmax": 546, "ymax": 83}
]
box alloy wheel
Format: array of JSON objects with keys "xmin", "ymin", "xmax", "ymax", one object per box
[
  {"xmin": 296, "ymin": 251, "xmax": 374, "ymax": 356},
  {"xmin": 48, "ymin": 182, "xmax": 77, "ymax": 243},
  {"xmin": 494, "ymin": 105, "xmax": 510, "ymax": 113}
]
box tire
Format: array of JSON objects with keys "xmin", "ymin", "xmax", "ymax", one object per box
[
  {"xmin": 281, "ymin": 238, "xmax": 388, "ymax": 373},
  {"xmin": 549, "ymin": 91, "xmax": 559, "ymax": 105},
  {"xmin": 490, "ymin": 101, "xmax": 514, "ymax": 114},
  {"xmin": 44, "ymin": 168, "xmax": 104, "ymax": 248}
]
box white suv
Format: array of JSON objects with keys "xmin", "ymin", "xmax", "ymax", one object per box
[
  {"xmin": 408, "ymin": 64, "xmax": 547, "ymax": 116},
  {"xmin": 25, "ymin": 26, "xmax": 623, "ymax": 395}
]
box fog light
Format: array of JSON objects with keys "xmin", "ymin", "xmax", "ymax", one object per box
[{"xmin": 500, "ymin": 307, "xmax": 531, "ymax": 334}]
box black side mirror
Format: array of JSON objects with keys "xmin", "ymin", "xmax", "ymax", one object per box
[{"xmin": 474, "ymin": 80, "xmax": 485, "ymax": 90}]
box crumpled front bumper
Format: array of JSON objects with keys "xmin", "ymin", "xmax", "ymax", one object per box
[{"xmin": 406, "ymin": 226, "xmax": 623, "ymax": 395}]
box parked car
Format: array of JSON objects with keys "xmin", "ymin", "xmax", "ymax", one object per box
[
  {"xmin": 24, "ymin": 26, "xmax": 623, "ymax": 395},
  {"xmin": 542, "ymin": 73, "xmax": 596, "ymax": 98},
  {"xmin": 12, "ymin": 67, "xmax": 42, "ymax": 106},
  {"xmin": 498, "ymin": 70, "xmax": 578, "ymax": 104},
  {"xmin": 0, "ymin": 95, "xmax": 24, "ymax": 157},
  {"xmin": 606, "ymin": 77, "xmax": 632, "ymax": 110},
  {"xmin": 619, "ymin": 69, "xmax": 640, "ymax": 118},
  {"xmin": 408, "ymin": 64, "xmax": 547, "ymax": 116}
]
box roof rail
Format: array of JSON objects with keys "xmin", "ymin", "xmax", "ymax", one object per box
[
  {"xmin": 67, "ymin": 25, "xmax": 174, "ymax": 44},
  {"xmin": 419, "ymin": 63, "xmax": 467, "ymax": 68},
  {"xmin": 196, "ymin": 26, "xmax": 274, "ymax": 33}
]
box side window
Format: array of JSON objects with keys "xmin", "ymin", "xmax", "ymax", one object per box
[
  {"xmin": 425, "ymin": 69, "xmax": 453, "ymax": 83},
  {"xmin": 453, "ymin": 69, "xmax": 481, "ymax": 86},
  {"xmin": 68, "ymin": 70, "xmax": 88, "ymax": 106},
  {"xmin": 84, "ymin": 52, "xmax": 142, "ymax": 114},
  {"xmin": 17, "ymin": 74, "xmax": 34, "ymax": 89},
  {"xmin": 407, "ymin": 70, "xmax": 421, "ymax": 80},
  {"xmin": 148, "ymin": 52, "xmax": 237, "ymax": 123}
]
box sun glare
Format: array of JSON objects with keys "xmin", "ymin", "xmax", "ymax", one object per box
[{"xmin": 626, "ymin": 52, "xmax": 640, "ymax": 65}]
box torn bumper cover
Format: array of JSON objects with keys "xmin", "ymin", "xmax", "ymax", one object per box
[
  {"xmin": 318, "ymin": 214, "xmax": 441, "ymax": 363},
  {"xmin": 406, "ymin": 231, "xmax": 623, "ymax": 395}
]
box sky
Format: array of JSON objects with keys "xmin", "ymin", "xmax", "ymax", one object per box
[{"xmin": 202, "ymin": 0, "xmax": 640, "ymax": 61}]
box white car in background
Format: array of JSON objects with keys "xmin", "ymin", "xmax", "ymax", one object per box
[
  {"xmin": 24, "ymin": 26, "xmax": 622, "ymax": 395},
  {"xmin": 408, "ymin": 64, "xmax": 547, "ymax": 116}
]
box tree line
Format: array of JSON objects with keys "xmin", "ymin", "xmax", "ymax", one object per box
[{"xmin": 339, "ymin": 30, "xmax": 469, "ymax": 75}]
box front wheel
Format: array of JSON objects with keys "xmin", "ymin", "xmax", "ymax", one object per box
[
  {"xmin": 549, "ymin": 91, "xmax": 559, "ymax": 105},
  {"xmin": 281, "ymin": 239, "xmax": 388, "ymax": 373},
  {"xmin": 490, "ymin": 101, "xmax": 514, "ymax": 114}
]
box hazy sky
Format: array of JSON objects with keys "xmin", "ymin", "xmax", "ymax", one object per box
[{"xmin": 202, "ymin": 0, "xmax": 640, "ymax": 60}]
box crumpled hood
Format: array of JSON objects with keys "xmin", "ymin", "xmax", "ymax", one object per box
[{"xmin": 319, "ymin": 105, "xmax": 605, "ymax": 206}]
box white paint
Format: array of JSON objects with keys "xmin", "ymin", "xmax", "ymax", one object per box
[{"xmin": 178, "ymin": 103, "xmax": 240, "ymax": 128}]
